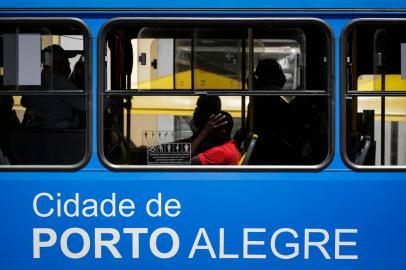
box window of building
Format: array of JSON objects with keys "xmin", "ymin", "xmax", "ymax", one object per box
[
  {"xmin": 100, "ymin": 19, "xmax": 333, "ymax": 169},
  {"xmin": 342, "ymin": 20, "xmax": 406, "ymax": 169},
  {"xmin": 0, "ymin": 19, "xmax": 91, "ymax": 168}
]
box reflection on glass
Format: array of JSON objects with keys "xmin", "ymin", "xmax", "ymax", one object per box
[
  {"xmin": 194, "ymin": 38, "xmax": 243, "ymax": 90},
  {"xmin": 103, "ymin": 95, "xmax": 328, "ymax": 166}
]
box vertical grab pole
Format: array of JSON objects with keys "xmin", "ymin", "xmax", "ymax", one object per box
[
  {"xmin": 124, "ymin": 37, "xmax": 132, "ymax": 163},
  {"xmin": 191, "ymin": 30, "xmax": 195, "ymax": 91},
  {"xmin": 381, "ymin": 74, "xmax": 385, "ymax": 165},
  {"xmin": 241, "ymin": 37, "xmax": 247, "ymax": 129},
  {"xmin": 248, "ymin": 28, "xmax": 254, "ymax": 132}
]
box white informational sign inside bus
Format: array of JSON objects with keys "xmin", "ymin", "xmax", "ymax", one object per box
[
  {"xmin": 32, "ymin": 192, "xmax": 358, "ymax": 261},
  {"xmin": 147, "ymin": 143, "xmax": 191, "ymax": 165}
]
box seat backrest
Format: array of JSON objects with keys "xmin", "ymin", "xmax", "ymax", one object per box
[
  {"xmin": 357, "ymin": 135, "xmax": 372, "ymax": 165},
  {"xmin": 239, "ymin": 134, "xmax": 258, "ymax": 165}
]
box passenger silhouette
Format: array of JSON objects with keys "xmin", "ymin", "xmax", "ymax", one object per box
[
  {"xmin": 249, "ymin": 58, "xmax": 327, "ymax": 165},
  {"xmin": 21, "ymin": 45, "xmax": 85, "ymax": 128},
  {"xmin": 249, "ymin": 58, "xmax": 292, "ymax": 164}
]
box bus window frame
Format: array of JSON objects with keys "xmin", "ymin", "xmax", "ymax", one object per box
[
  {"xmin": 0, "ymin": 18, "xmax": 92, "ymax": 171},
  {"xmin": 341, "ymin": 18, "xmax": 406, "ymax": 171},
  {"xmin": 98, "ymin": 17, "xmax": 335, "ymax": 171}
]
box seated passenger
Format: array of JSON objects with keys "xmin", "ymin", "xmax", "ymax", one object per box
[
  {"xmin": 249, "ymin": 58, "xmax": 290, "ymax": 164},
  {"xmin": 21, "ymin": 45, "xmax": 85, "ymax": 128},
  {"xmin": 188, "ymin": 95, "xmax": 222, "ymax": 140},
  {"xmin": 191, "ymin": 111, "xmax": 240, "ymax": 165}
]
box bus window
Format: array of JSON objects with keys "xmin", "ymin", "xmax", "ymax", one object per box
[
  {"xmin": 343, "ymin": 21, "xmax": 406, "ymax": 168},
  {"xmin": 101, "ymin": 19, "xmax": 333, "ymax": 168},
  {"xmin": 0, "ymin": 20, "xmax": 90, "ymax": 167}
]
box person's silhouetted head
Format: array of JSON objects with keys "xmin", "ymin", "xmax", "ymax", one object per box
[
  {"xmin": 42, "ymin": 45, "xmax": 71, "ymax": 78},
  {"xmin": 254, "ymin": 58, "xmax": 286, "ymax": 90},
  {"xmin": 191, "ymin": 95, "xmax": 221, "ymax": 135}
]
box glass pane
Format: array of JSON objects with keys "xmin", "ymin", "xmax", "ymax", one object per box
[
  {"xmin": 106, "ymin": 24, "xmax": 330, "ymax": 93},
  {"xmin": 103, "ymin": 95, "xmax": 329, "ymax": 166},
  {"xmin": 102, "ymin": 22, "xmax": 331, "ymax": 167},
  {"xmin": 0, "ymin": 23, "xmax": 88, "ymax": 166},
  {"xmin": 357, "ymin": 74, "xmax": 406, "ymax": 92},
  {"xmin": 346, "ymin": 24, "xmax": 406, "ymax": 92},
  {"xmin": 104, "ymin": 95, "xmax": 245, "ymax": 165},
  {"xmin": 346, "ymin": 96, "xmax": 406, "ymax": 166},
  {"xmin": 0, "ymin": 28, "xmax": 85, "ymax": 91},
  {"xmin": 175, "ymin": 39, "xmax": 192, "ymax": 89},
  {"xmin": 106, "ymin": 26, "xmax": 246, "ymax": 91},
  {"xmin": 194, "ymin": 28, "xmax": 243, "ymax": 90},
  {"xmin": 253, "ymin": 27, "xmax": 330, "ymax": 92},
  {"xmin": 137, "ymin": 38, "xmax": 172, "ymax": 90},
  {"xmin": 127, "ymin": 37, "xmax": 193, "ymax": 90},
  {"xmin": 0, "ymin": 95, "xmax": 86, "ymax": 165},
  {"xmin": 253, "ymin": 38, "xmax": 302, "ymax": 91}
]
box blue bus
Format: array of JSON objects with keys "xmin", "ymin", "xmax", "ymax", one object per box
[{"xmin": 0, "ymin": 1, "xmax": 405, "ymax": 269}]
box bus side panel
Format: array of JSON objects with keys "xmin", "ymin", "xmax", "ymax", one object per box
[{"xmin": 0, "ymin": 173, "xmax": 405, "ymax": 269}]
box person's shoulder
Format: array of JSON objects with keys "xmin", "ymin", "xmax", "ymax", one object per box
[
  {"xmin": 53, "ymin": 74, "xmax": 78, "ymax": 90},
  {"xmin": 205, "ymin": 144, "xmax": 226, "ymax": 155},
  {"xmin": 224, "ymin": 140, "xmax": 239, "ymax": 150},
  {"xmin": 198, "ymin": 145, "xmax": 225, "ymax": 165}
]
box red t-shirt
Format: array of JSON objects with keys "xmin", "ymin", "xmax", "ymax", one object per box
[{"xmin": 198, "ymin": 140, "xmax": 241, "ymax": 165}]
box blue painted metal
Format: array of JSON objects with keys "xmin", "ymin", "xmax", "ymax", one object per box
[
  {"xmin": 0, "ymin": 6, "xmax": 405, "ymax": 270},
  {"xmin": 1, "ymin": 0, "xmax": 406, "ymax": 9}
]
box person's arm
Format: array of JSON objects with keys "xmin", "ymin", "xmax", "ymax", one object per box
[{"xmin": 191, "ymin": 113, "xmax": 227, "ymax": 156}]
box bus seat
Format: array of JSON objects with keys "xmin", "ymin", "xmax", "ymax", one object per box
[
  {"xmin": 355, "ymin": 135, "xmax": 375, "ymax": 165},
  {"xmin": 239, "ymin": 134, "xmax": 258, "ymax": 165},
  {"xmin": 5, "ymin": 129, "xmax": 85, "ymax": 165}
]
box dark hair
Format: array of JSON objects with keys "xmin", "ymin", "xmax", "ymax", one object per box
[
  {"xmin": 42, "ymin": 45, "xmax": 67, "ymax": 63},
  {"xmin": 42, "ymin": 45, "xmax": 70, "ymax": 77},
  {"xmin": 220, "ymin": 110, "xmax": 234, "ymax": 135},
  {"xmin": 254, "ymin": 58, "xmax": 286, "ymax": 89},
  {"xmin": 192, "ymin": 95, "xmax": 221, "ymax": 130}
]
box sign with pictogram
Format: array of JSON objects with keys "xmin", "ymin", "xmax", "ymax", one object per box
[{"xmin": 147, "ymin": 143, "xmax": 191, "ymax": 165}]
